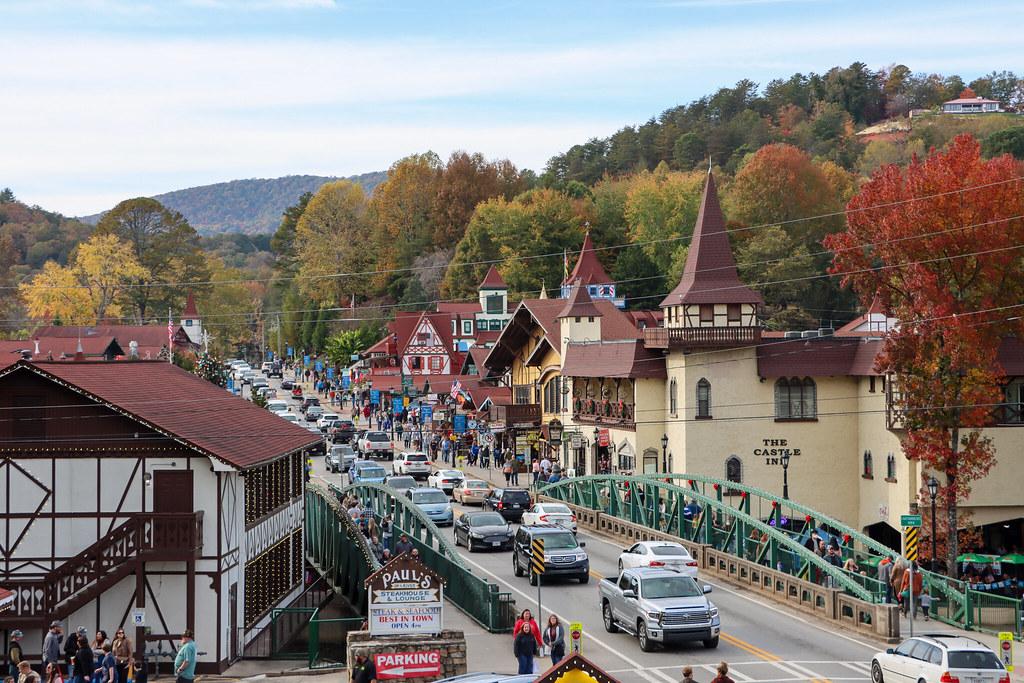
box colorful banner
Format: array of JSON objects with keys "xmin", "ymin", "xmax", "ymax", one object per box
[{"xmin": 370, "ymin": 389, "xmax": 381, "ymax": 406}]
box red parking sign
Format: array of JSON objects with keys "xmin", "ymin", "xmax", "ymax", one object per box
[{"xmin": 374, "ymin": 651, "xmax": 442, "ymax": 679}]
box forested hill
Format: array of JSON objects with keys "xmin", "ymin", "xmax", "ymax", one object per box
[{"xmin": 80, "ymin": 172, "xmax": 386, "ymax": 235}]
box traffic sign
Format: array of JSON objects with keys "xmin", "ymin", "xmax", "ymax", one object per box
[
  {"xmin": 131, "ymin": 608, "xmax": 145, "ymax": 626},
  {"xmin": 531, "ymin": 538, "xmax": 545, "ymax": 575},
  {"xmin": 374, "ymin": 651, "xmax": 442, "ymax": 680},
  {"xmin": 569, "ymin": 621, "xmax": 582, "ymax": 655},
  {"xmin": 903, "ymin": 526, "xmax": 920, "ymax": 561},
  {"xmin": 901, "ymin": 514, "xmax": 922, "ymax": 527},
  {"xmin": 370, "ymin": 389, "xmax": 381, "ymax": 406},
  {"xmin": 999, "ymin": 632, "xmax": 1014, "ymax": 672}
]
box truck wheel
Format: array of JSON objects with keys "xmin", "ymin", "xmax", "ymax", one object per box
[
  {"xmin": 602, "ymin": 602, "xmax": 618, "ymax": 633},
  {"xmin": 703, "ymin": 636, "xmax": 719, "ymax": 649},
  {"xmin": 637, "ymin": 621, "xmax": 656, "ymax": 652}
]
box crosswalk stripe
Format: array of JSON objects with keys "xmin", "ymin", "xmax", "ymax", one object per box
[
  {"xmin": 839, "ymin": 661, "xmax": 871, "ymax": 674},
  {"xmin": 787, "ymin": 661, "xmax": 831, "ymax": 683},
  {"xmin": 769, "ymin": 660, "xmax": 821, "ymax": 682}
]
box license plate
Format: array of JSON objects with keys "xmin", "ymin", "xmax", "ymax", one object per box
[
  {"xmin": 492, "ymin": 541, "xmax": 501, "ymax": 546},
  {"xmin": 512, "ymin": 504, "xmax": 520, "ymax": 508}
]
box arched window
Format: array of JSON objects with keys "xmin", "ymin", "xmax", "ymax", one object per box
[
  {"xmin": 863, "ymin": 450, "xmax": 873, "ymax": 478},
  {"xmin": 670, "ymin": 378, "xmax": 678, "ymax": 416},
  {"xmin": 696, "ymin": 378, "xmax": 711, "ymax": 418},
  {"xmin": 774, "ymin": 377, "xmax": 817, "ymax": 419},
  {"xmin": 726, "ymin": 456, "xmax": 742, "ymax": 484},
  {"xmin": 886, "ymin": 453, "xmax": 896, "ymax": 481}
]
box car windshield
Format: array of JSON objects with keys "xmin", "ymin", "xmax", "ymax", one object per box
[
  {"xmin": 470, "ymin": 513, "xmax": 507, "ymax": 527},
  {"xmin": 388, "ymin": 477, "xmax": 415, "ymax": 488},
  {"xmin": 543, "ymin": 504, "xmax": 571, "ymax": 514},
  {"xmin": 330, "ymin": 447, "xmax": 347, "ymax": 455},
  {"xmin": 281, "ymin": 415, "xmax": 298, "ymax": 422},
  {"xmin": 440, "ymin": 471, "xmax": 462, "ymax": 478},
  {"xmin": 322, "ymin": 414, "xmax": 340, "ymax": 421},
  {"xmin": 368, "ymin": 432, "xmax": 389, "ymax": 441},
  {"xmin": 504, "ymin": 490, "xmax": 530, "ymax": 502},
  {"xmin": 641, "ymin": 576, "xmax": 702, "ymax": 599},
  {"xmin": 405, "ymin": 454, "xmax": 428, "ymax": 462},
  {"xmin": 651, "ymin": 545, "xmax": 690, "ymax": 557},
  {"xmin": 413, "ymin": 491, "xmax": 449, "ymax": 505},
  {"xmin": 540, "ymin": 533, "xmax": 578, "ymax": 550},
  {"xmin": 359, "ymin": 467, "xmax": 386, "ymax": 478},
  {"xmin": 464, "ymin": 480, "xmax": 488, "ymax": 488},
  {"xmin": 948, "ymin": 651, "xmax": 1003, "ymax": 670}
]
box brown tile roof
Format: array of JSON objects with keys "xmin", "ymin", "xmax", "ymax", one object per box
[
  {"xmin": 661, "ymin": 172, "xmax": 763, "ymax": 307},
  {"xmin": 461, "ymin": 346, "xmax": 490, "ymax": 375},
  {"xmin": 436, "ymin": 302, "xmax": 482, "ymax": 314},
  {"xmin": 33, "ymin": 325, "xmax": 186, "ymax": 349},
  {"xmin": 536, "ymin": 653, "xmax": 622, "ymax": 683},
  {"xmin": 558, "ymin": 281, "xmax": 603, "ymax": 319},
  {"xmin": 756, "ymin": 337, "xmax": 883, "ymax": 378},
  {"xmin": 182, "ymin": 291, "xmax": 199, "ymax": 317},
  {"xmin": 1, "ymin": 360, "xmax": 322, "ymax": 469},
  {"xmin": 563, "ymin": 232, "xmax": 613, "ymax": 286},
  {"xmin": 561, "ymin": 340, "xmax": 666, "ymax": 379},
  {"xmin": 478, "ymin": 265, "xmax": 508, "ymax": 289}
]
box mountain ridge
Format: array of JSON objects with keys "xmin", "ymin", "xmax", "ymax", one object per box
[{"xmin": 78, "ymin": 171, "xmax": 386, "ymax": 235}]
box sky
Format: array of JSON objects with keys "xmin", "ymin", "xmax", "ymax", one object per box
[{"xmin": 2, "ymin": 0, "xmax": 1022, "ymax": 216}]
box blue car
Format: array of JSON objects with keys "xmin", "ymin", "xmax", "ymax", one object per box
[
  {"xmin": 406, "ymin": 487, "xmax": 454, "ymax": 526},
  {"xmin": 350, "ymin": 462, "xmax": 388, "ymax": 484}
]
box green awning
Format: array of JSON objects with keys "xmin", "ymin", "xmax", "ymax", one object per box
[
  {"xmin": 859, "ymin": 555, "xmax": 884, "ymax": 568},
  {"xmin": 999, "ymin": 554, "xmax": 1024, "ymax": 565},
  {"xmin": 957, "ymin": 553, "xmax": 999, "ymax": 563}
]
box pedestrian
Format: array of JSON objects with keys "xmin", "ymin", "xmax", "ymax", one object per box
[
  {"xmin": 7, "ymin": 631, "xmax": 23, "ymax": 678},
  {"xmin": 111, "ymin": 630, "xmax": 132, "ymax": 683},
  {"xmin": 395, "ymin": 534, "xmax": 414, "ymax": 556},
  {"xmin": 64, "ymin": 629, "xmax": 84, "ymax": 681},
  {"xmin": 42, "ymin": 623, "xmax": 63, "ymax": 676},
  {"xmin": 511, "ymin": 458, "xmax": 520, "ymax": 486},
  {"xmin": 97, "ymin": 646, "xmax": 114, "ymax": 683},
  {"xmin": 73, "ymin": 635, "xmax": 94, "ymax": 683},
  {"xmin": 680, "ymin": 666, "xmax": 698, "ymax": 683},
  {"xmin": 899, "ymin": 561, "xmax": 923, "ymax": 617},
  {"xmin": 542, "ymin": 615, "xmax": 565, "ymax": 667},
  {"xmin": 877, "ymin": 558, "xmax": 893, "ymax": 603},
  {"xmin": 919, "ymin": 585, "xmax": 933, "ymax": 620},
  {"xmin": 381, "ymin": 515, "xmax": 393, "ymax": 550},
  {"xmin": 16, "ymin": 662, "xmax": 39, "ymax": 683},
  {"xmin": 531, "ymin": 460, "xmax": 540, "ymax": 486},
  {"xmin": 513, "ymin": 623, "xmax": 539, "ymax": 675},
  {"xmin": 172, "ymin": 629, "xmax": 196, "ymax": 683},
  {"xmin": 44, "ymin": 663, "xmax": 64, "ymax": 683},
  {"xmin": 369, "ymin": 534, "xmax": 384, "ymax": 562},
  {"xmin": 890, "ymin": 560, "xmax": 906, "ymax": 609},
  {"xmin": 710, "ymin": 662, "xmax": 735, "ymax": 683},
  {"xmin": 512, "ymin": 609, "xmax": 541, "ymax": 649},
  {"xmin": 502, "ymin": 460, "xmax": 512, "ymax": 486},
  {"xmin": 540, "ymin": 456, "xmax": 552, "ymax": 477},
  {"xmin": 350, "ymin": 654, "xmax": 376, "ymax": 683}
]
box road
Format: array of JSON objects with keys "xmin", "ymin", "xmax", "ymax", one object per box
[{"xmin": 266, "ymin": 373, "xmax": 882, "ymax": 682}]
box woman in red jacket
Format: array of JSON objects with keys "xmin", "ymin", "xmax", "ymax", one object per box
[{"xmin": 512, "ymin": 609, "xmax": 542, "ymax": 649}]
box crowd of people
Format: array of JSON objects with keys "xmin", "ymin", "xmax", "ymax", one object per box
[{"xmin": 4, "ymin": 624, "xmax": 197, "ymax": 683}]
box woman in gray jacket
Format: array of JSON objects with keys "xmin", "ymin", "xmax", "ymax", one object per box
[{"xmin": 542, "ymin": 615, "xmax": 566, "ymax": 667}]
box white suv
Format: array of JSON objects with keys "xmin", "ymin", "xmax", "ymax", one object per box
[
  {"xmin": 871, "ymin": 634, "xmax": 1009, "ymax": 683},
  {"xmin": 393, "ymin": 452, "xmax": 432, "ymax": 479}
]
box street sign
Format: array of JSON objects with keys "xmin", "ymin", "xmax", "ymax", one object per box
[
  {"xmin": 393, "ymin": 397, "xmax": 404, "ymax": 414},
  {"xmin": 342, "ymin": 376, "xmax": 351, "ymax": 390},
  {"xmin": 903, "ymin": 526, "xmax": 920, "ymax": 562},
  {"xmin": 571, "ymin": 433, "xmax": 583, "ymax": 449},
  {"xmin": 315, "ymin": 360, "xmax": 323, "ymax": 372},
  {"xmin": 999, "ymin": 632, "xmax": 1014, "ymax": 672},
  {"xmin": 569, "ymin": 621, "xmax": 582, "ymax": 655},
  {"xmin": 453, "ymin": 414, "xmax": 467, "ymax": 434},
  {"xmin": 374, "ymin": 651, "xmax": 442, "ymax": 680},
  {"xmin": 303, "ymin": 355, "xmax": 311, "ymax": 367},
  {"xmin": 421, "ymin": 405, "xmax": 433, "ymax": 422},
  {"xmin": 131, "ymin": 609, "xmax": 145, "ymax": 626},
  {"xmin": 370, "ymin": 390, "xmax": 381, "ymax": 406},
  {"xmin": 901, "ymin": 514, "xmax": 922, "ymax": 527},
  {"xmin": 366, "ymin": 555, "xmax": 445, "ymax": 637},
  {"xmin": 531, "ymin": 538, "xmax": 545, "ymax": 576}
]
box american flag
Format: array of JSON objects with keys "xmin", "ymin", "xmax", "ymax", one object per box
[
  {"xmin": 167, "ymin": 312, "xmax": 174, "ymax": 364},
  {"xmin": 450, "ymin": 379, "xmax": 462, "ymax": 400}
]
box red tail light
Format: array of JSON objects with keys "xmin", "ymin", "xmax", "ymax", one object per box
[
  {"xmin": 539, "ymin": 514, "xmax": 549, "ymax": 522},
  {"xmin": 997, "ymin": 676, "xmax": 1010, "ymax": 683},
  {"xmin": 686, "ymin": 560, "xmax": 698, "ymax": 567},
  {"xmin": 497, "ymin": 502, "xmax": 503, "ymax": 510},
  {"xmin": 649, "ymin": 561, "xmax": 666, "ymax": 567},
  {"xmin": 571, "ymin": 515, "xmax": 577, "ymax": 522},
  {"xmin": 939, "ymin": 673, "xmax": 959, "ymax": 683}
]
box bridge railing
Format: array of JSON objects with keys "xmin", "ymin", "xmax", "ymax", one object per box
[{"xmin": 332, "ymin": 482, "xmax": 516, "ymax": 633}]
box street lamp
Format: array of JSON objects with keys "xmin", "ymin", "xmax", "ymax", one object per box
[
  {"xmin": 661, "ymin": 434, "xmax": 669, "ymax": 473},
  {"xmin": 927, "ymin": 475, "xmax": 940, "ymax": 572},
  {"xmin": 593, "ymin": 426, "xmax": 601, "ymax": 473},
  {"xmin": 548, "ymin": 418, "xmax": 563, "ymax": 466},
  {"xmin": 780, "ymin": 451, "xmax": 791, "ymax": 500}
]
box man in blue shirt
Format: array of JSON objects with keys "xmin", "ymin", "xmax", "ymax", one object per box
[{"xmin": 173, "ymin": 629, "xmax": 196, "ymax": 683}]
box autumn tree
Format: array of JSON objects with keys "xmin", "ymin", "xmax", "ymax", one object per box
[
  {"xmin": 20, "ymin": 233, "xmax": 149, "ymax": 324},
  {"xmin": 294, "ymin": 180, "xmax": 373, "ymax": 306},
  {"xmin": 826, "ymin": 135, "xmax": 1024, "ymax": 575},
  {"xmin": 623, "ymin": 165, "xmax": 704, "ymax": 275},
  {"xmin": 94, "ymin": 197, "xmax": 208, "ymax": 322},
  {"xmin": 270, "ymin": 191, "xmax": 313, "ymax": 277},
  {"xmin": 736, "ymin": 226, "xmax": 817, "ymax": 329}
]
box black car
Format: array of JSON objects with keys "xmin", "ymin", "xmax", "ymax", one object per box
[
  {"xmin": 268, "ymin": 363, "xmax": 283, "ymax": 378},
  {"xmin": 330, "ymin": 419, "xmax": 356, "ymax": 444},
  {"xmin": 454, "ymin": 511, "xmax": 514, "ymax": 552},
  {"xmin": 512, "ymin": 524, "xmax": 589, "ymax": 585},
  {"xmin": 482, "ymin": 488, "xmax": 531, "ymax": 522},
  {"xmin": 281, "ymin": 379, "xmax": 294, "ymax": 390}
]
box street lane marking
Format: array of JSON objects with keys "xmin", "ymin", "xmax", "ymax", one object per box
[
  {"xmin": 839, "ymin": 662, "xmax": 871, "ymax": 674},
  {"xmin": 785, "ymin": 661, "xmax": 831, "ymax": 683}
]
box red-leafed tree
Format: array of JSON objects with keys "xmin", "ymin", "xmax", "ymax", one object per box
[{"xmin": 825, "ymin": 135, "xmax": 1024, "ymax": 575}]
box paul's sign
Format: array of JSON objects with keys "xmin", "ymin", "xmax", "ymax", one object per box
[{"xmin": 365, "ymin": 555, "xmax": 446, "ymax": 637}]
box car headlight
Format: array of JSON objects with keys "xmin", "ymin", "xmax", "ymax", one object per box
[
  {"xmin": 577, "ymin": 553, "xmax": 588, "ymax": 562},
  {"xmin": 647, "ymin": 611, "xmax": 661, "ymax": 621},
  {"xmin": 469, "ymin": 531, "xmax": 485, "ymax": 538},
  {"xmin": 709, "ymin": 607, "xmax": 719, "ymax": 618}
]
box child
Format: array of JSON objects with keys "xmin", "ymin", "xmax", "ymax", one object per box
[{"xmin": 919, "ymin": 590, "xmax": 933, "ymax": 621}]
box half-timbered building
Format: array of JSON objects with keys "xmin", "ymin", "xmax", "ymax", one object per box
[{"xmin": 0, "ymin": 360, "xmax": 321, "ymax": 672}]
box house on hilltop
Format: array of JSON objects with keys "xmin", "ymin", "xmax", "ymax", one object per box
[{"xmin": 942, "ymin": 87, "xmax": 1003, "ymax": 114}]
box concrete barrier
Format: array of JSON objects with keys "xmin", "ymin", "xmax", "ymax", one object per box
[{"xmin": 548, "ymin": 497, "xmax": 901, "ymax": 642}]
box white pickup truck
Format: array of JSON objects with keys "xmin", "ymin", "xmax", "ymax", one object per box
[
  {"xmin": 357, "ymin": 431, "xmax": 395, "ymax": 460},
  {"xmin": 598, "ymin": 567, "xmax": 720, "ymax": 652}
]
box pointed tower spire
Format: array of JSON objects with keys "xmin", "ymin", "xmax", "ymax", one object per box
[
  {"xmin": 478, "ymin": 265, "xmax": 508, "ymax": 290},
  {"xmin": 660, "ymin": 171, "xmax": 762, "ymax": 307},
  {"xmin": 538, "ymin": 280, "xmax": 548, "ymax": 299},
  {"xmin": 563, "ymin": 232, "xmax": 612, "ymax": 287}
]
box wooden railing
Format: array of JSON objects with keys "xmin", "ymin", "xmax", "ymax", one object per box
[
  {"xmin": 491, "ymin": 403, "xmax": 541, "ymax": 427},
  {"xmin": 644, "ymin": 326, "xmax": 760, "ymax": 349},
  {"xmin": 1, "ymin": 512, "xmax": 203, "ymax": 625},
  {"xmin": 573, "ymin": 398, "xmax": 634, "ymax": 427}
]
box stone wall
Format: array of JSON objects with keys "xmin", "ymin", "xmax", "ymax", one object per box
[{"xmin": 347, "ymin": 629, "xmax": 467, "ymax": 682}]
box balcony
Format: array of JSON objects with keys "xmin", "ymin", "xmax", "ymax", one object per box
[
  {"xmin": 492, "ymin": 403, "xmax": 541, "ymax": 427},
  {"xmin": 644, "ymin": 326, "xmax": 761, "ymax": 350},
  {"xmin": 573, "ymin": 398, "xmax": 635, "ymax": 428}
]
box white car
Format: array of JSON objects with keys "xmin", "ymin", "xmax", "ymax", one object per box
[
  {"xmin": 617, "ymin": 540, "xmax": 699, "ymax": 576},
  {"xmin": 266, "ymin": 399, "xmax": 289, "ymax": 413},
  {"xmin": 871, "ymin": 634, "xmax": 1009, "ymax": 683},
  {"xmin": 318, "ymin": 413, "xmax": 342, "ymax": 431},
  {"xmin": 520, "ymin": 503, "xmax": 577, "ymax": 532},
  {"xmin": 279, "ymin": 413, "xmax": 300, "ymax": 423},
  {"xmin": 393, "ymin": 452, "xmax": 433, "ymax": 479},
  {"xmin": 427, "ymin": 469, "xmax": 465, "ymax": 494}
]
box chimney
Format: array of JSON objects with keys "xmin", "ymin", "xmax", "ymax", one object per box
[
  {"xmin": 74, "ymin": 339, "xmax": 85, "ymax": 362},
  {"xmin": 34, "ymin": 338, "xmax": 39, "ymax": 355}
]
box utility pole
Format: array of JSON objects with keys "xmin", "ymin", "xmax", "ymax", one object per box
[{"xmin": 277, "ymin": 313, "xmax": 283, "ymax": 360}]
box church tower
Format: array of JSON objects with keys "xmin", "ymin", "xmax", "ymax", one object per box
[
  {"xmin": 561, "ymin": 232, "xmax": 625, "ymax": 308},
  {"xmin": 180, "ymin": 291, "xmax": 204, "ymax": 346}
]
